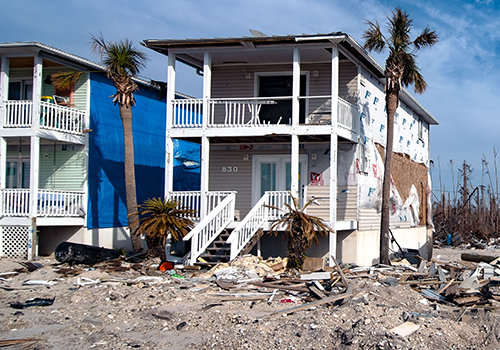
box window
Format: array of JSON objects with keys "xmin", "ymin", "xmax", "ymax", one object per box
[
  {"xmin": 8, "ymin": 80, "xmax": 33, "ymax": 100},
  {"xmin": 257, "ymin": 75, "xmax": 307, "ymax": 124}
]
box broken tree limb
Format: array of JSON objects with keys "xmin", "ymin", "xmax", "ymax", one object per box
[
  {"xmin": 272, "ymin": 291, "xmax": 352, "ymax": 316},
  {"xmin": 461, "ymin": 252, "xmax": 500, "ymax": 263}
]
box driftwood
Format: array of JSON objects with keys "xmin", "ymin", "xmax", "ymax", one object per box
[{"xmin": 461, "ymin": 252, "xmax": 500, "ymax": 263}]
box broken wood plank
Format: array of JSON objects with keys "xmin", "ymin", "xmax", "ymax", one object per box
[
  {"xmin": 272, "ymin": 291, "xmax": 352, "ymax": 316},
  {"xmin": 308, "ymin": 285, "xmax": 327, "ymax": 299},
  {"xmin": 251, "ymin": 281, "xmax": 341, "ymax": 295},
  {"xmin": 438, "ymin": 279, "xmax": 455, "ymax": 294},
  {"xmin": 331, "ymin": 255, "xmax": 349, "ymax": 287}
]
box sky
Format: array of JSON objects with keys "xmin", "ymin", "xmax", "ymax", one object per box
[{"xmin": 1, "ymin": 0, "xmax": 499, "ymax": 199}]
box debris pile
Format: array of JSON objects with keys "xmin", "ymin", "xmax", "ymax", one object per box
[{"xmin": 2, "ymin": 248, "xmax": 500, "ymax": 349}]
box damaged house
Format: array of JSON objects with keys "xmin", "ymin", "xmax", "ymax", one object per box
[
  {"xmin": 143, "ymin": 32, "xmax": 438, "ymax": 267},
  {"xmin": 0, "ymin": 42, "xmax": 189, "ymax": 258},
  {"xmin": 143, "ymin": 32, "xmax": 438, "ymax": 265}
]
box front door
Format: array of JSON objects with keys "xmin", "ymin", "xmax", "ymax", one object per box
[{"xmin": 252, "ymin": 155, "xmax": 308, "ymax": 205}]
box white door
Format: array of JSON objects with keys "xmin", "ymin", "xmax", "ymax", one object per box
[{"xmin": 252, "ymin": 155, "xmax": 308, "ymax": 205}]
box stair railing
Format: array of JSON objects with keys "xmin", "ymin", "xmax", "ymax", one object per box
[
  {"xmin": 182, "ymin": 192, "xmax": 236, "ymax": 265},
  {"xmin": 227, "ymin": 191, "xmax": 290, "ymax": 260}
]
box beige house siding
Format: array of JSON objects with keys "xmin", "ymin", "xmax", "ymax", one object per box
[
  {"xmin": 210, "ymin": 61, "xmax": 358, "ymax": 124},
  {"xmin": 305, "ymin": 185, "xmax": 357, "ymax": 221},
  {"xmin": 209, "ymin": 148, "xmax": 296, "ymax": 219}
]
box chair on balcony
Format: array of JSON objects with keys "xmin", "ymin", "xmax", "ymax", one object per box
[{"xmin": 53, "ymin": 95, "xmax": 70, "ymax": 106}]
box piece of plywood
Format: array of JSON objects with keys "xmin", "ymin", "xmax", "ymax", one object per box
[{"xmin": 390, "ymin": 321, "xmax": 420, "ymax": 337}]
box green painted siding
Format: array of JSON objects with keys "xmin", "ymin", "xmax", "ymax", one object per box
[
  {"xmin": 41, "ymin": 68, "xmax": 88, "ymax": 111},
  {"xmin": 39, "ymin": 144, "xmax": 85, "ymax": 191},
  {"xmin": 8, "ymin": 68, "xmax": 33, "ymax": 79}
]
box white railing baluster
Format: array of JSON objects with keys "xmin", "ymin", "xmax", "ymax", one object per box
[
  {"xmin": 172, "ymin": 99, "xmax": 203, "ymax": 128},
  {"xmin": 227, "ymin": 191, "xmax": 290, "ymax": 261},
  {"xmin": 0, "ymin": 189, "xmax": 84, "ymax": 217},
  {"xmin": 3, "ymin": 100, "xmax": 86, "ymax": 134},
  {"xmin": 182, "ymin": 192, "xmax": 236, "ymax": 265}
]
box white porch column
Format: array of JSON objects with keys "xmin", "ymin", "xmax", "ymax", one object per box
[
  {"xmin": 290, "ymin": 48, "xmax": 301, "ymax": 198},
  {"xmin": 329, "ymin": 44, "xmax": 339, "ymax": 265},
  {"xmin": 0, "ymin": 56, "xmax": 9, "ymax": 129},
  {"xmin": 29, "ymin": 136, "xmax": 40, "ymax": 218},
  {"xmin": 291, "ymin": 135, "xmax": 300, "ymax": 199},
  {"xmin": 292, "ymin": 47, "xmax": 300, "ymax": 127},
  {"xmin": 165, "ymin": 51, "xmax": 176, "ymax": 197},
  {"xmin": 200, "ymin": 51, "xmax": 212, "ymax": 218},
  {"xmin": 32, "ymin": 54, "xmax": 42, "ymax": 131},
  {"xmin": 0, "ymin": 57, "xmax": 8, "ymax": 191},
  {"xmin": 200, "ymin": 136, "xmax": 210, "ymax": 219},
  {"xmin": 0, "ymin": 137, "xmax": 6, "ymax": 189},
  {"xmin": 202, "ymin": 51, "xmax": 211, "ymax": 128}
]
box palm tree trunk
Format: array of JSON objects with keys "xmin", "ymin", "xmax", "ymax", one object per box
[
  {"xmin": 120, "ymin": 105, "xmax": 142, "ymax": 252},
  {"xmin": 380, "ymin": 89, "xmax": 398, "ymax": 265}
]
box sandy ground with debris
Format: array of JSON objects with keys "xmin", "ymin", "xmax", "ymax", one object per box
[{"xmin": 1, "ymin": 247, "xmax": 500, "ymax": 349}]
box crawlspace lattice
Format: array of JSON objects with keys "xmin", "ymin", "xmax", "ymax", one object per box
[{"xmin": 0, "ymin": 226, "xmax": 29, "ymax": 259}]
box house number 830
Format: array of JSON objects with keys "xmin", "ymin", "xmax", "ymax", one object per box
[{"xmin": 222, "ymin": 166, "xmax": 238, "ymax": 173}]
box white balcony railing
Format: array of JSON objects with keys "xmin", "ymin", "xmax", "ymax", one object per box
[
  {"xmin": 3, "ymin": 100, "xmax": 86, "ymax": 134},
  {"xmin": 39, "ymin": 101, "xmax": 85, "ymax": 134},
  {"xmin": 337, "ymin": 97, "xmax": 359, "ymax": 132},
  {"xmin": 0, "ymin": 189, "xmax": 84, "ymax": 217},
  {"xmin": 0, "ymin": 189, "xmax": 30, "ymax": 216},
  {"xmin": 171, "ymin": 96, "xmax": 359, "ymax": 132},
  {"xmin": 3, "ymin": 100, "xmax": 33, "ymax": 127},
  {"xmin": 172, "ymin": 99, "xmax": 202, "ymax": 128},
  {"xmin": 168, "ymin": 191, "xmax": 235, "ymax": 221},
  {"xmin": 37, "ymin": 190, "xmax": 84, "ymax": 217}
]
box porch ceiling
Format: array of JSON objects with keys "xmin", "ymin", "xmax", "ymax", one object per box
[{"xmin": 174, "ymin": 46, "xmax": 346, "ymax": 67}]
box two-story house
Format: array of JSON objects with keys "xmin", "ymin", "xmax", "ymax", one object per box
[
  {"xmin": 0, "ymin": 42, "xmax": 179, "ymax": 259},
  {"xmin": 143, "ymin": 32, "xmax": 438, "ymax": 266}
]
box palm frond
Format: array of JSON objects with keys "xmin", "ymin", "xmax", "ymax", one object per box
[
  {"xmin": 388, "ymin": 8, "xmax": 412, "ymax": 51},
  {"xmin": 413, "ymin": 26, "xmax": 438, "ymax": 50},
  {"xmin": 363, "ymin": 20, "xmax": 386, "ymax": 53},
  {"xmin": 51, "ymin": 71, "xmax": 82, "ymax": 91}
]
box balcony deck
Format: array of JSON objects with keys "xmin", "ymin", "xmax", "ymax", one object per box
[
  {"xmin": 0, "ymin": 189, "xmax": 85, "ymax": 226},
  {"xmin": 171, "ymin": 96, "xmax": 359, "ymax": 136},
  {"xmin": 2, "ymin": 100, "xmax": 86, "ymax": 137}
]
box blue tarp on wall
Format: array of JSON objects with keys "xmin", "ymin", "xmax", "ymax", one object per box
[
  {"xmin": 87, "ymin": 73, "xmax": 166, "ymax": 229},
  {"xmin": 173, "ymin": 139, "xmax": 200, "ymax": 191}
]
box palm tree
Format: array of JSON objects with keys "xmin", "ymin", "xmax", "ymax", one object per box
[
  {"xmin": 363, "ymin": 8, "xmax": 438, "ymax": 264},
  {"xmin": 267, "ymin": 193, "xmax": 332, "ymax": 270},
  {"xmin": 90, "ymin": 34, "xmax": 148, "ymax": 253},
  {"xmin": 131, "ymin": 198, "xmax": 196, "ymax": 260}
]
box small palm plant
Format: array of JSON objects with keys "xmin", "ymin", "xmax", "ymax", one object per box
[
  {"xmin": 131, "ymin": 198, "xmax": 196, "ymax": 260},
  {"xmin": 267, "ymin": 193, "xmax": 332, "ymax": 270}
]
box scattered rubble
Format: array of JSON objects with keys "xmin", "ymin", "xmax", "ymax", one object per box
[{"xmin": 2, "ymin": 248, "xmax": 500, "ymax": 349}]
